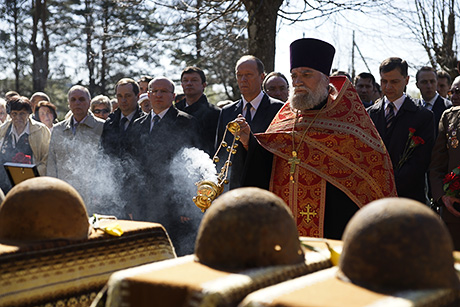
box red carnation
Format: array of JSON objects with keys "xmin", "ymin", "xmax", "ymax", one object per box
[
  {"xmin": 444, "ymin": 173, "xmax": 456, "ymax": 184},
  {"xmin": 412, "ymin": 136, "xmax": 425, "ymax": 145},
  {"xmin": 450, "ymin": 180, "xmax": 460, "ymax": 191},
  {"xmin": 397, "ymin": 128, "xmax": 425, "ymax": 170}
]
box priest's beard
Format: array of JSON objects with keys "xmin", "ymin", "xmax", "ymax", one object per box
[{"xmin": 290, "ymin": 77, "xmax": 330, "ymax": 111}]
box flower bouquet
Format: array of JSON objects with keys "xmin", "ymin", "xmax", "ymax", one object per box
[
  {"xmin": 11, "ymin": 152, "xmax": 32, "ymax": 164},
  {"xmin": 443, "ymin": 166, "xmax": 460, "ymax": 211},
  {"xmin": 396, "ymin": 128, "xmax": 425, "ymax": 170}
]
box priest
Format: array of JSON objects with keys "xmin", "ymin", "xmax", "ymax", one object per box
[{"xmin": 236, "ymin": 38, "xmax": 397, "ymax": 239}]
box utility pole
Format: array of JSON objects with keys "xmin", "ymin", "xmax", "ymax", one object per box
[
  {"xmin": 352, "ymin": 31, "xmax": 372, "ymax": 77},
  {"xmin": 351, "ymin": 31, "xmax": 355, "ymax": 80}
]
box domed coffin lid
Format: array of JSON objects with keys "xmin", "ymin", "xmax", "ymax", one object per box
[
  {"xmin": 0, "ymin": 177, "xmax": 90, "ymax": 242},
  {"xmin": 338, "ymin": 197, "xmax": 460, "ymax": 291},
  {"xmin": 195, "ymin": 187, "xmax": 304, "ymax": 270}
]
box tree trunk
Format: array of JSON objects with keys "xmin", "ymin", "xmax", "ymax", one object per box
[
  {"xmin": 12, "ymin": 0, "xmax": 20, "ymax": 92},
  {"xmin": 30, "ymin": 0, "xmax": 49, "ymax": 92},
  {"xmin": 241, "ymin": 0, "xmax": 284, "ymax": 73},
  {"xmin": 414, "ymin": 0, "xmax": 457, "ymax": 78},
  {"xmin": 100, "ymin": 1, "xmax": 109, "ymax": 95},
  {"xmin": 195, "ymin": 0, "xmax": 202, "ymax": 61},
  {"xmin": 85, "ymin": 0, "xmax": 96, "ymax": 96}
]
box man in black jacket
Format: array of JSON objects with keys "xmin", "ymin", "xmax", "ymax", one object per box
[
  {"xmin": 175, "ymin": 67, "xmax": 220, "ymax": 155},
  {"xmin": 216, "ymin": 55, "xmax": 284, "ymax": 190},
  {"xmin": 101, "ymin": 78, "xmax": 144, "ymax": 158},
  {"xmin": 130, "ymin": 76, "xmax": 201, "ymax": 255},
  {"xmin": 416, "ymin": 66, "xmax": 451, "ymax": 136},
  {"xmin": 367, "ymin": 58, "xmax": 435, "ymax": 204}
]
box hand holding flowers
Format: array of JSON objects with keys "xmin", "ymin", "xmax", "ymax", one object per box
[
  {"xmin": 442, "ymin": 167, "xmax": 460, "ymax": 216},
  {"xmin": 396, "ymin": 128, "xmax": 425, "ymax": 170}
]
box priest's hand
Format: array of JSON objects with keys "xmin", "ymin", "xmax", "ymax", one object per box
[
  {"xmin": 234, "ymin": 114, "xmax": 251, "ymax": 149},
  {"xmin": 441, "ymin": 195, "xmax": 460, "ymax": 217}
]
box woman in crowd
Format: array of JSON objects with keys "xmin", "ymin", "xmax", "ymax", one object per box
[
  {"xmin": 34, "ymin": 100, "xmax": 58, "ymax": 132},
  {"xmin": 90, "ymin": 95, "xmax": 112, "ymax": 120},
  {"xmin": 0, "ymin": 96, "xmax": 51, "ymax": 193}
]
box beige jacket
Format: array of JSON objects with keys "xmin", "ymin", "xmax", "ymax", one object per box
[
  {"xmin": 46, "ymin": 112, "xmax": 104, "ymax": 181},
  {"xmin": 0, "ymin": 118, "xmax": 51, "ymax": 175}
]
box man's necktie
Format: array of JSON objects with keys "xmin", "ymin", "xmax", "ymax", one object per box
[
  {"xmin": 385, "ymin": 102, "xmax": 395, "ymax": 129},
  {"xmin": 72, "ymin": 122, "xmax": 79, "ymax": 135},
  {"xmin": 120, "ymin": 117, "xmax": 129, "ymax": 133},
  {"xmin": 423, "ymin": 101, "xmax": 432, "ymax": 110},
  {"xmin": 151, "ymin": 115, "xmax": 160, "ymax": 132},
  {"xmin": 245, "ymin": 103, "xmax": 253, "ymax": 125}
]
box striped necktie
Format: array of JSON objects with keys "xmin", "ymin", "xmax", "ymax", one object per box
[{"xmin": 385, "ymin": 102, "xmax": 395, "ymax": 129}]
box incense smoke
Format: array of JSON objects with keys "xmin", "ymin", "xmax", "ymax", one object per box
[{"xmin": 49, "ymin": 137, "xmax": 218, "ymax": 256}]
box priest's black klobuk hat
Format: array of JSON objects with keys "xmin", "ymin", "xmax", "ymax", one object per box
[{"xmin": 290, "ymin": 38, "xmax": 335, "ymax": 76}]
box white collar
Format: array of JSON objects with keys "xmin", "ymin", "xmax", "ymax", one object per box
[
  {"xmin": 73, "ymin": 115, "xmax": 88, "ymax": 126},
  {"xmin": 10, "ymin": 120, "xmax": 30, "ymax": 139},
  {"xmin": 151, "ymin": 107, "xmax": 170, "ymax": 120},
  {"xmin": 242, "ymin": 91, "xmax": 264, "ymax": 110},
  {"xmin": 384, "ymin": 94, "xmax": 406, "ymax": 113},
  {"xmin": 423, "ymin": 93, "xmax": 439, "ymax": 107},
  {"xmin": 121, "ymin": 109, "xmax": 137, "ymax": 122}
]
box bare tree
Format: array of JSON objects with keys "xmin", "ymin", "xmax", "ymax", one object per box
[
  {"xmin": 31, "ymin": 0, "xmax": 50, "ymax": 92},
  {"xmin": 412, "ymin": 0, "xmax": 458, "ymax": 77},
  {"xmin": 1, "ymin": 0, "xmax": 29, "ymax": 92},
  {"xmin": 241, "ymin": 0, "xmax": 284, "ymax": 72},
  {"xmin": 163, "ymin": 0, "xmax": 247, "ymax": 101},
  {"xmin": 76, "ymin": 0, "xmax": 160, "ymax": 95},
  {"xmin": 158, "ymin": 0, "xmax": 391, "ymax": 101},
  {"xmin": 84, "ymin": 0, "xmax": 97, "ymax": 95}
]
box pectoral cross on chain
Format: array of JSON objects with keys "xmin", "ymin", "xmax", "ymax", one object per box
[{"xmin": 288, "ymin": 151, "xmax": 301, "ymax": 183}]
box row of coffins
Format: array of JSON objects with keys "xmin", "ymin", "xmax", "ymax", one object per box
[{"xmin": 0, "ymin": 178, "xmax": 459, "ymax": 306}]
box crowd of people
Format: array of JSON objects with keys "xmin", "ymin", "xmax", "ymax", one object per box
[{"xmin": 1, "ymin": 38, "xmax": 460, "ymax": 254}]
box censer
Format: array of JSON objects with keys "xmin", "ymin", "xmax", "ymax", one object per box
[{"xmin": 193, "ymin": 120, "xmax": 241, "ymax": 212}]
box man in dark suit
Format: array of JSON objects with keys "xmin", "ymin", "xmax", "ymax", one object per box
[
  {"xmin": 216, "ymin": 55, "xmax": 284, "ymax": 190},
  {"xmin": 416, "ymin": 66, "xmax": 452, "ymax": 136},
  {"xmin": 100, "ymin": 78, "xmax": 144, "ymax": 158},
  {"xmin": 368, "ymin": 58, "xmax": 435, "ymax": 204},
  {"xmin": 130, "ymin": 76, "xmax": 200, "ymax": 255},
  {"xmin": 437, "ymin": 69, "xmax": 452, "ymax": 100},
  {"xmin": 175, "ymin": 66, "xmax": 220, "ymax": 155},
  {"xmin": 100, "ymin": 78, "xmax": 144, "ymax": 221},
  {"xmin": 354, "ymin": 72, "xmax": 377, "ymax": 108}
]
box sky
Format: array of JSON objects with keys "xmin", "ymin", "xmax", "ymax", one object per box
[
  {"xmin": 141, "ymin": 0, "xmax": 436, "ymax": 97},
  {"xmin": 1, "ymin": 0, "xmax": 456, "ymax": 99},
  {"xmin": 272, "ymin": 0, "xmax": 447, "ymax": 96}
]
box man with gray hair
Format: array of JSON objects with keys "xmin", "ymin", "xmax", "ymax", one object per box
[
  {"xmin": 237, "ymin": 38, "xmax": 396, "ymax": 239},
  {"xmin": 46, "ymin": 85, "xmax": 105, "ymax": 205},
  {"xmin": 130, "ymin": 76, "xmax": 201, "ymax": 255}
]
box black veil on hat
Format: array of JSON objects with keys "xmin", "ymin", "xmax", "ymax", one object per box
[{"xmin": 290, "ymin": 38, "xmax": 335, "ymax": 76}]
